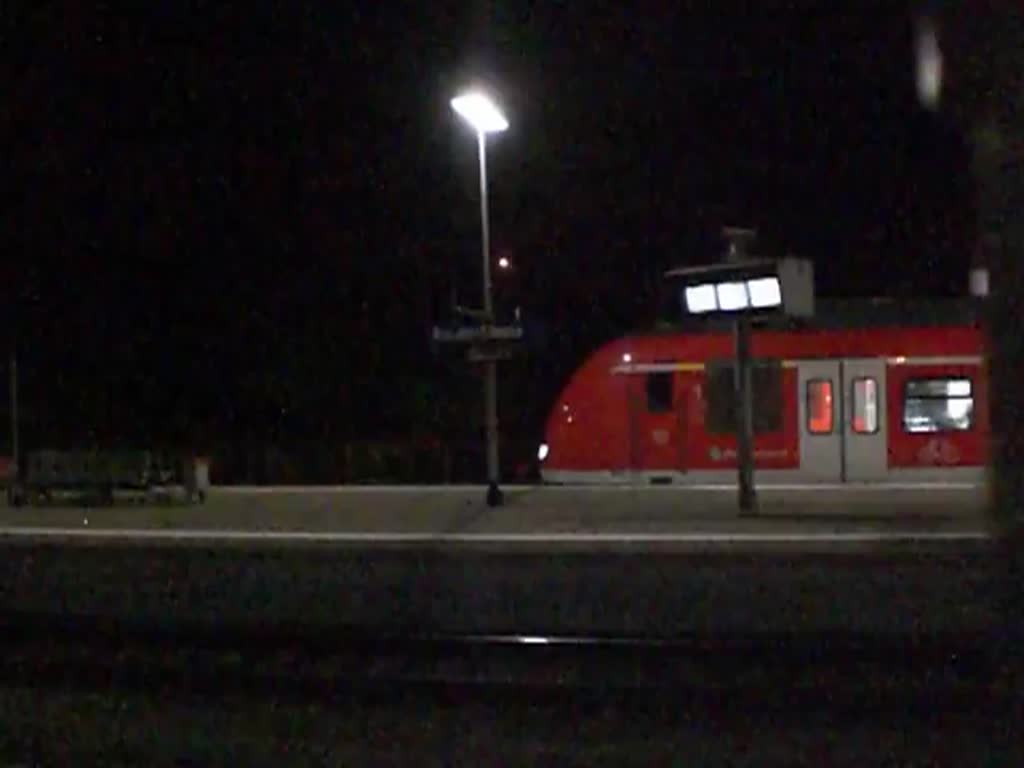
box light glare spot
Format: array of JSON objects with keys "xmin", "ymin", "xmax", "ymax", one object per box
[
  {"xmin": 451, "ymin": 92, "xmax": 509, "ymax": 133},
  {"xmin": 947, "ymin": 379, "xmax": 971, "ymax": 397},
  {"xmin": 685, "ymin": 283, "xmax": 717, "ymax": 313},
  {"xmin": 916, "ymin": 19, "xmax": 942, "ymax": 109},
  {"xmin": 747, "ymin": 277, "xmax": 782, "ymax": 308},
  {"xmin": 716, "ymin": 282, "xmax": 749, "ymax": 311}
]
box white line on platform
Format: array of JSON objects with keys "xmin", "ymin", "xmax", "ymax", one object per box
[
  {"xmin": 215, "ymin": 485, "xmax": 535, "ymax": 494},
  {"xmin": 213, "ymin": 482, "xmax": 982, "ymax": 494},
  {"xmin": 0, "ymin": 527, "xmax": 991, "ymax": 544}
]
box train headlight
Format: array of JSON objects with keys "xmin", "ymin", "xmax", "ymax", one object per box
[{"xmin": 537, "ymin": 443, "xmax": 549, "ymax": 462}]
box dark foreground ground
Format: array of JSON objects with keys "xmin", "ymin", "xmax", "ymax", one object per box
[
  {"xmin": 0, "ymin": 539, "xmax": 1018, "ymax": 764},
  {"xmin": 0, "ymin": 649, "xmax": 1017, "ymax": 765}
]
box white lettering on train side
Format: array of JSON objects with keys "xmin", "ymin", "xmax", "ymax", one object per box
[{"xmin": 708, "ymin": 447, "xmax": 792, "ymax": 462}]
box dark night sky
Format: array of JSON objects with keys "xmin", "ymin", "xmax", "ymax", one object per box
[{"xmin": 3, "ymin": 3, "xmax": 976, "ymax": 450}]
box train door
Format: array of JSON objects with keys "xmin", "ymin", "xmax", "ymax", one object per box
[
  {"xmin": 842, "ymin": 358, "xmax": 888, "ymax": 481},
  {"xmin": 798, "ymin": 361, "xmax": 843, "ymax": 481},
  {"xmin": 798, "ymin": 359, "xmax": 888, "ymax": 481},
  {"xmin": 626, "ymin": 368, "xmax": 687, "ymax": 474},
  {"xmin": 672, "ymin": 371, "xmax": 692, "ymax": 473}
]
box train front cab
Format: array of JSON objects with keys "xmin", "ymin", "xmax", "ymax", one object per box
[{"xmin": 538, "ymin": 340, "xmax": 636, "ymax": 484}]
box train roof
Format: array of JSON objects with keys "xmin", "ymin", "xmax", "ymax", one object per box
[{"xmin": 651, "ymin": 297, "xmax": 985, "ymax": 335}]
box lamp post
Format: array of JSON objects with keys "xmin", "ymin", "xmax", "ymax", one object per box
[
  {"xmin": 723, "ymin": 228, "xmax": 757, "ymax": 513},
  {"xmin": 9, "ymin": 352, "xmax": 17, "ymax": 476},
  {"xmin": 668, "ymin": 235, "xmax": 814, "ymax": 513},
  {"xmin": 451, "ymin": 90, "xmax": 509, "ymax": 506}
]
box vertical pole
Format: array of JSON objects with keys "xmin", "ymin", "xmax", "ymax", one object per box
[
  {"xmin": 724, "ymin": 227, "xmax": 757, "ymax": 514},
  {"xmin": 450, "ymin": 266, "xmax": 458, "ymax": 312},
  {"xmin": 479, "ymin": 130, "xmax": 493, "ymax": 320},
  {"xmin": 10, "ymin": 352, "xmax": 18, "ymax": 476},
  {"xmin": 479, "ymin": 131, "xmax": 502, "ymax": 506},
  {"xmin": 977, "ymin": 141, "xmax": 1024, "ymax": 538},
  {"xmin": 929, "ymin": 3, "xmax": 1024, "ymax": 666},
  {"xmin": 734, "ymin": 316, "xmax": 756, "ymax": 513}
]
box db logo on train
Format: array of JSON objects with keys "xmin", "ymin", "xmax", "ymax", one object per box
[{"xmin": 916, "ymin": 437, "xmax": 961, "ymax": 465}]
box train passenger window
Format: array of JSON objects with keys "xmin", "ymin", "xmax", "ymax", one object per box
[
  {"xmin": 903, "ymin": 377, "xmax": 974, "ymax": 433},
  {"xmin": 806, "ymin": 379, "xmax": 834, "ymax": 434},
  {"xmin": 705, "ymin": 365, "xmax": 735, "ymax": 434},
  {"xmin": 705, "ymin": 361, "xmax": 783, "ymax": 435},
  {"xmin": 851, "ymin": 378, "xmax": 878, "ymax": 434},
  {"xmin": 752, "ymin": 364, "xmax": 783, "ymax": 434},
  {"xmin": 646, "ymin": 372, "xmax": 673, "ymax": 413}
]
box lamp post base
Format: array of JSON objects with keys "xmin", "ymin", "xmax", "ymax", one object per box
[
  {"xmin": 737, "ymin": 490, "xmax": 759, "ymax": 517},
  {"xmin": 486, "ymin": 482, "xmax": 504, "ymax": 508}
]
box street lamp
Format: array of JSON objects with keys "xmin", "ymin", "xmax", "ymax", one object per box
[{"xmin": 451, "ymin": 89, "xmax": 508, "ymax": 506}]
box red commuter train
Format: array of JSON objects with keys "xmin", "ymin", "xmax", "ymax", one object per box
[{"xmin": 538, "ymin": 299, "xmax": 988, "ymax": 486}]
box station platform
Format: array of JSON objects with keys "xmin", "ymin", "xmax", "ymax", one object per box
[{"xmin": 0, "ymin": 483, "xmax": 991, "ymax": 551}]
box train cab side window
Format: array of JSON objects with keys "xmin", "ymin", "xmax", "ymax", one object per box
[
  {"xmin": 646, "ymin": 372, "xmax": 673, "ymax": 413},
  {"xmin": 806, "ymin": 379, "xmax": 834, "ymax": 434},
  {"xmin": 705, "ymin": 361, "xmax": 783, "ymax": 435},
  {"xmin": 851, "ymin": 378, "xmax": 879, "ymax": 434},
  {"xmin": 903, "ymin": 377, "xmax": 974, "ymax": 433}
]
